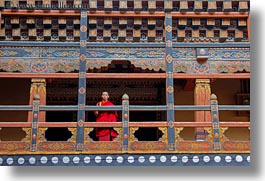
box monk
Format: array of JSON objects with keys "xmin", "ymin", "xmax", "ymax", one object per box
[{"xmin": 95, "ymin": 91, "xmax": 118, "ymax": 141}]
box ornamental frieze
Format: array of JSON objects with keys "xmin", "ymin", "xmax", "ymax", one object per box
[{"xmin": 0, "ymin": 47, "xmax": 250, "ymax": 60}]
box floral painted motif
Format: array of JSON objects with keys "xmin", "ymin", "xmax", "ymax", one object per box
[
  {"xmin": 31, "ymin": 61, "xmax": 48, "ymax": 73},
  {"xmin": 208, "ymin": 49, "xmax": 250, "ymax": 60},
  {"xmin": 172, "ymin": 48, "xmax": 196, "ymax": 59},
  {"xmin": 173, "ymin": 60, "xmax": 250, "ymax": 74}
]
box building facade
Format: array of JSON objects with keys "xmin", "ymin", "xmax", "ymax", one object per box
[{"xmin": 0, "ymin": 0, "xmax": 250, "ymax": 166}]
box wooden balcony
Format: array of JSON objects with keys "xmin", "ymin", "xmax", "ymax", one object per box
[{"xmin": 0, "ymin": 94, "xmax": 250, "ymax": 166}]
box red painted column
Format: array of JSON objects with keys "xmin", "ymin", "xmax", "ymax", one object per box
[
  {"xmin": 194, "ymin": 79, "xmax": 211, "ymax": 141},
  {"xmin": 28, "ymin": 79, "xmax": 46, "ymax": 122}
]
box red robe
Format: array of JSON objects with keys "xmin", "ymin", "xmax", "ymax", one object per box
[{"xmin": 96, "ymin": 101, "xmax": 118, "ymax": 140}]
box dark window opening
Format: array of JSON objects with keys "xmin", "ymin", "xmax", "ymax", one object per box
[
  {"xmin": 46, "ymin": 111, "xmax": 76, "ymax": 122},
  {"xmin": 134, "ymin": 127, "xmax": 163, "ymax": 141},
  {"xmin": 45, "ymin": 128, "xmax": 72, "ymax": 141}
]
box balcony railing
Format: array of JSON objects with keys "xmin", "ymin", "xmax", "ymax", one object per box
[{"xmin": 0, "ymin": 94, "xmax": 250, "ymax": 155}]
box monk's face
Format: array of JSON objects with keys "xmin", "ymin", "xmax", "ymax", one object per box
[{"xmin": 101, "ymin": 92, "xmax": 109, "ymax": 101}]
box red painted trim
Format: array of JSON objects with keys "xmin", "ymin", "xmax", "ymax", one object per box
[
  {"xmin": 0, "ymin": 122, "xmax": 250, "ymax": 128},
  {"xmin": 0, "ymin": 73, "xmax": 250, "ymax": 79}
]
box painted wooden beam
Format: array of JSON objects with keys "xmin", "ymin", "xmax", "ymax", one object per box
[
  {"xmin": 0, "ymin": 73, "xmax": 250, "ymax": 79},
  {"xmin": 0, "ymin": 122, "xmax": 250, "ymax": 128},
  {"xmin": 1, "ymin": 10, "xmax": 249, "ymax": 18}
]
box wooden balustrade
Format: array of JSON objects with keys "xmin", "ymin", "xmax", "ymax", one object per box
[{"xmin": 0, "ymin": 93, "xmax": 250, "ymax": 154}]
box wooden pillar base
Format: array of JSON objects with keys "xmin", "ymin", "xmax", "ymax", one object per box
[
  {"xmin": 28, "ymin": 79, "xmax": 46, "ymax": 122},
  {"xmin": 194, "ymin": 79, "xmax": 211, "ymax": 141}
]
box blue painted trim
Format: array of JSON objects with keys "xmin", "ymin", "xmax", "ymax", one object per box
[
  {"xmin": 30, "ymin": 100, "xmax": 39, "ymax": 152},
  {"xmin": 210, "ymin": 98, "xmax": 221, "ymax": 151},
  {"xmin": 0, "ymin": 41, "xmax": 250, "ymax": 48},
  {"xmin": 0, "ymin": 105, "xmax": 250, "ymax": 111},
  {"xmin": 0, "ymin": 154, "xmax": 251, "ymax": 166},
  {"xmin": 122, "ymin": 98, "xmax": 129, "ymax": 151},
  {"xmin": 76, "ymin": 11, "xmax": 88, "ymax": 151},
  {"xmin": 165, "ymin": 12, "xmax": 175, "ymax": 151}
]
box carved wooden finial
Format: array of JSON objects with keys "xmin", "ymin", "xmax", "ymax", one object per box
[
  {"xmin": 210, "ymin": 94, "xmax": 217, "ymax": 100},
  {"xmin": 122, "ymin": 94, "xmax": 129, "ymax": 100}
]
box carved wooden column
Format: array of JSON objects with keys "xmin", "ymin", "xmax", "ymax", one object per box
[
  {"xmin": 28, "ymin": 79, "xmax": 46, "ymax": 122},
  {"xmin": 194, "ymin": 79, "xmax": 211, "ymax": 141}
]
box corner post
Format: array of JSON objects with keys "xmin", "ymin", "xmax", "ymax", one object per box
[
  {"xmin": 210, "ymin": 94, "xmax": 221, "ymax": 151},
  {"xmin": 30, "ymin": 94, "xmax": 40, "ymax": 152},
  {"xmin": 122, "ymin": 94, "xmax": 129, "ymax": 152},
  {"xmin": 165, "ymin": 6, "xmax": 175, "ymax": 151}
]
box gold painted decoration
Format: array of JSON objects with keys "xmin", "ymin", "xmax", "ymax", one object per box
[
  {"xmin": 175, "ymin": 127, "xmax": 184, "ymax": 142},
  {"xmin": 180, "ymin": 1, "xmax": 188, "ymax": 9},
  {"xmin": 84, "ymin": 142, "xmax": 122, "ymax": 152},
  {"xmin": 168, "ymin": 120, "xmax": 174, "ymax": 128},
  {"xmin": 166, "ymin": 54, "xmax": 173, "ymax": 63},
  {"xmin": 195, "ymin": 0, "xmax": 202, "ymax": 9},
  {"xmin": 239, "ymin": 1, "xmax": 248, "ymax": 10},
  {"xmin": 158, "ymin": 127, "xmax": 168, "ymax": 142},
  {"xmin": 105, "ymin": 0, "xmax": 112, "ymax": 8},
  {"xmin": 129, "ymin": 127, "xmax": 139, "ymax": 142},
  {"xmin": 207, "ymin": 19, "xmax": 215, "ymax": 26},
  {"xmin": 133, "ymin": 29, "xmax": 141, "ymax": 37},
  {"xmin": 37, "ymin": 128, "xmax": 48, "ymax": 144},
  {"xmin": 204, "ymin": 127, "xmax": 213, "ymax": 143},
  {"xmin": 165, "ymin": 1, "xmax": 172, "ymax": 9},
  {"xmin": 89, "ymin": 29, "xmax": 97, "ymax": 37},
  {"xmin": 219, "ymin": 127, "xmax": 229, "ymax": 142},
  {"xmin": 120, "ymin": 0, "xmax": 127, "ymax": 8},
  {"xmin": 119, "ymin": 29, "xmax": 126, "ymax": 37},
  {"xmin": 0, "ymin": 142, "xmax": 30, "ymax": 152},
  {"xmin": 74, "ymin": 29, "xmax": 80, "ymax": 37},
  {"xmin": 80, "ymin": 54, "xmax": 87, "ymax": 61},
  {"xmin": 79, "ymin": 87, "xmax": 86, "ymax": 94},
  {"xmin": 148, "ymin": 19, "xmax": 155, "ymax": 25},
  {"xmin": 30, "ymin": 79, "xmax": 46, "ymax": 95},
  {"xmin": 113, "ymin": 127, "xmax": 122, "ymax": 142},
  {"xmin": 148, "ymin": 29, "xmax": 155, "ymax": 37},
  {"xmin": 134, "ymin": 0, "xmax": 142, "ymax": 9},
  {"xmin": 223, "ymin": 1, "xmax": 232, "ymax": 9},
  {"xmin": 148, "ymin": 1, "xmax": 156, "ymax": 9},
  {"xmin": 29, "ymin": 29, "xmax": 36, "ymax": 36},
  {"xmin": 208, "ymin": 1, "xmax": 216, "ymax": 9},
  {"xmin": 89, "ymin": 0, "xmax": 97, "ymax": 8},
  {"xmin": 80, "ymin": 25, "xmax": 87, "ymax": 32},
  {"xmin": 179, "ymin": 18, "xmax": 187, "ymax": 26},
  {"xmin": 104, "ymin": 29, "xmax": 111, "ymax": 37},
  {"xmin": 84, "ymin": 128, "xmax": 94, "ymax": 142},
  {"xmin": 176, "ymin": 141, "xmax": 213, "ymax": 151},
  {"xmin": 12, "ymin": 29, "xmax": 20, "ymax": 36},
  {"xmin": 165, "ymin": 25, "xmax": 172, "ymax": 32},
  {"xmin": 77, "ymin": 119, "xmax": 84, "ymax": 127},
  {"xmin": 22, "ymin": 128, "xmax": 31, "ymax": 143},
  {"xmin": 192, "ymin": 29, "xmax": 199, "ymax": 38},
  {"xmin": 167, "ymin": 86, "xmax": 174, "ymax": 93},
  {"xmin": 67, "ymin": 128, "xmax": 77, "ymax": 142}
]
